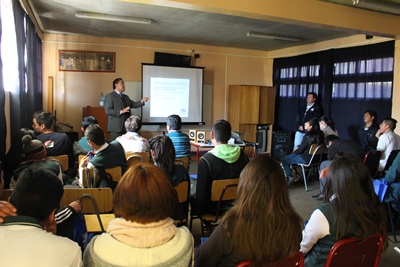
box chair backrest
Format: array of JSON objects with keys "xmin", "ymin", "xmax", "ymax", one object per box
[
  {"xmin": 82, "ymin": 166, "xmax": 122, "ymax": 188},
  {"xmin": 324, "ymin": 233, "xmax": 385, "ymax": 267},
  {"xmin": 47, "ymin": 154, "xmax": 69, "ymax": 171},
  {"xmin": 125, "ymin": 152, "xmax": 149, "ymax": 161},
  {"xmin": 175, "ymin": 156, "xmax": 189, "ymax": 169},
  {"xmin": 60, "ymin": 188, "xmax": 113, "ymax": 213},
  {"xmin": 174, "ymin": 180, "xmax": 189, "ymax": 204},
  {"xmin": 363, "ymin": 150, "xmax": 382, "ymax": 178},
  {"xmin": 210, "ymin": 178, "xmax": 239, "ymax": 202},
  {"xmin": 383, "ymin": 149, "xmax": 400, "ymax": 172},
  {"xmin": 0, "ymin": 189, "xmax": 12, "ymax": 201},
  {"xmin": 307, "ymin": 144, "xmax": 324, "ymax": 165},
  {"xmin": 235, "ymin": 251, "xmax": 304, "ymax": 267}
]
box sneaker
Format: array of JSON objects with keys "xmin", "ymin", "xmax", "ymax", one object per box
[
  {"xmin": 311, "ymin": 193, "xmax": 324, "ymax": 201},
  {"xmin": 287, "ymin": 175, "xmax": 300, "ymax": 186}
]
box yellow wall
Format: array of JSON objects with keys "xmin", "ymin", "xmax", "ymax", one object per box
[{"xmin": 42, "ymin": 34, "xmax": 270, "ymax": 136}]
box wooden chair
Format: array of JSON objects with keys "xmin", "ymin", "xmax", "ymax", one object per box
[
  {"xmin": 175, "ymin": 156, "xmax": 189, "ymax": 170},
  {"xmin": 323, "ymin": 233, "xmax": 385, "ymax": 267},
  {"xmin": 126, "ymin": 152, "xmax": 149, "ymax": 169},
  {"xmin": 291, "ymin": 144, "xmax": 324, "ymax": 191},
  {"xmin": 47, "ymin": 154, "xmax": 69, "ymax": 171},
  {"xmin": 173, "ymin": 180, "xmax": 190, "ymax": 225},
  {"xmin": 197, "ymin": 178, "xmax": 239, "ymax": 236},
  {"xmin": 235, "ymin": 251, "xmax": 304, "ymax": 267},
  {"xmin": 61, "ymin": 188, "xmax": 114, "ymax": 232},
  {"xmin": 82, "ymin": 166, "xmax": 122, "ymax": 188},
  {"xmin": 0, "ymin": 189, "xmax": 12, "ymax": 201},
  {"xmin": 363, "ymin": 150, "xmax": 382, "ymax": 178}
]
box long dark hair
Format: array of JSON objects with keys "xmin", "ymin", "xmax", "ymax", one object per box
[
  {"xmin": 148, "ymin": 135, "xmax": 175, "ymax": 178},
  {"xmin": 222, "ymin": 155, "xmax": 303, "ymax": 267},
  {"xmin": 319, "ymin": 116, "xmax": 336, "ymax": 132},
  {"xmin": 323, "ymin": 153, "xmax": 388, "ymax": 248},
  {"xmin": 303, "ymin": 118, "xmax": 324, "ymax": 146}
]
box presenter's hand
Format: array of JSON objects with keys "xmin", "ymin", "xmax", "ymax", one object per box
[
  {"xmin": 121, "ymin": 106, "xmax": 131, "ymax": 114},
  {"xmin": 142, "ymin": 97, "xmax": 149, "ymax": 103}
]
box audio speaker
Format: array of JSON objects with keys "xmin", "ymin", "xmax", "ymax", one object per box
[
  {"xmin": 272, "ymin": 131, "xmax": 292, "ymax": 161},
  {"xmin": 197, "ymin": 131, "xmax": 206, "ymax": 143},
  {"xmin": 189, "ymin": 129, "xmax": 197, "ymax": 142}
]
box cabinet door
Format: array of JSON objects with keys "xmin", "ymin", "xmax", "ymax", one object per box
[
  {"xmin": 259, "ymin": 86, "xmax": 275, "ymax": 124},
  {"xmin": 239, "ymin": 86, "xmax": 260, "ymax": 124}
]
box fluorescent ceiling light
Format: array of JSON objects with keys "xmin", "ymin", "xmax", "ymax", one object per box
[
  {"xmin": 246, "ymin": 31, "xmax": 300, "ymax": 42},
  {"xmin": 76, "ymin": 11, "xmax": 152, "ymax": 24},
  {"xmin": 352, "ymin": 0, "xmax": 400, "ymax": 15}
]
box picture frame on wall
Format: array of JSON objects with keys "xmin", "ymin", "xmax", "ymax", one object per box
[{"xmin": 59, "ymin": 50, "xmax": 115, "ymax": 72}]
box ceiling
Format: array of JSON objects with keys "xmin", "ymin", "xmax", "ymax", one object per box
[{"xmin": 25, "ymin": 0, "xmax": 400, "ymax": 52}]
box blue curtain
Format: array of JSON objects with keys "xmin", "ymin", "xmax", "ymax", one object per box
[{"xmin": 0, "ymin": 6, "xmax": 6, "ymax": 161}]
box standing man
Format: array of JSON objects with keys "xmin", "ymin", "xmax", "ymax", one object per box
[
  {"xmin": 104, "ymin": 78, "xmax": 149, "ymax": 141},
  {"xmin": 357, "ymin": 110, "xmax": 380, "ymax": 152},
  {"xmin": 294, "ymin": 92, "xmax": 322, "ymax": 149}
]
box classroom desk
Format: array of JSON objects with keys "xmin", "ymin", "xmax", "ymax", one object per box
[{"xmin": 190, "ymin": 141, "xmax": 256, "ymax": 161}]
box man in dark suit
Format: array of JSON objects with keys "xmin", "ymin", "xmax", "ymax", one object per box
[
  {"xmin": 104, "ymin": 78, "xmax": 149, "ymax": 141},
  {"xmin": 294, "ymin": 92, "xmax": 322, "ymax": 149}
]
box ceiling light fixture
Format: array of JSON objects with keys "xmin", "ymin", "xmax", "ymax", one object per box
[
  {"xmin": 351, "ymin": 0, "xmax": 400, "ymax": 15},
  {"xmin": 246, "ymin": 31, "xmax": 301, "ymax": 42},
  {"xmin": 76, "ymin": 11, "xmax": 152, "ymax": 24}
]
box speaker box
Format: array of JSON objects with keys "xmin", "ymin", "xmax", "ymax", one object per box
[
  {"xmin": 197, "ymin": 131, "xmax": 206, "ymax": 143},
  {"xmin": 189, "ymin": 129, "xmax": 197, "ymax": 142},
  {"xmin": 272, "ymin": 131, "xmax": 292, "ymax": 161}
]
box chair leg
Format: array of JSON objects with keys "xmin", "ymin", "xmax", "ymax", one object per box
[
  {"xmin": 387, "ymin": 202, "xmax": 399, "ymax": 243},
  {"xmin": 301, "ymin": 167, "xmax": 308, "ymax": 191}
]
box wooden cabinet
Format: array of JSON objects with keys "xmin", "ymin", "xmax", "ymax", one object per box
[
  {"xmin": 82, "ymin": 106, "xmax": 109, "ymax": 140},
  {"xmin": 227, "ymin": 85, "xmax": 275, "ymax": 153}
]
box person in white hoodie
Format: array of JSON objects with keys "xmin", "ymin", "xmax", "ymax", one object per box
[
  {"xmin": 83, "ymin": 163, "xmax": 193, "ymax": 267},
  {"xmin": 376, "ymin": 117, "xmax": 400, "ymax": 171}
]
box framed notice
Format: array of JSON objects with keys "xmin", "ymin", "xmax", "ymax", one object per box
[{"xmin": 59, "ymin": 50, "xmax": 115, "ymax": 72}]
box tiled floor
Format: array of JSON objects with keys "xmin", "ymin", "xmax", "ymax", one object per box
[{"xmin": 188, "ymin": 157, "xmax": 400, "ymax": 266}]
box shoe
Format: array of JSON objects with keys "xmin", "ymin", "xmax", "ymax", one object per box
[
  {"xmin": 311, "ymin": 193, "xmax": 324, "ymax": 201},
  {"xmin": 287, "ymin": 175, "xmax": 300, "ymax": 186}
]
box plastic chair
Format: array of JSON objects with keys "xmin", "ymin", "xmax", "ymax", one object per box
[
  {"xmin": 323, "ymin": 233, "xmax": 385, "ymax": 267},
  {"xmin": 175, "ymin": 156, "xmax": 189, "ymax": 170},
  {"xmin": 291, "ymin": 144, "xmax": 324, "ymax": 191},
  {"xmin": 82, "ymin": 166, "xmax": 122, "ymax": 188},
  {"xmin": 363, "ymin": 150, "xmax": 382, "ymax": 178},
  {"xmin": 235, "ymin": 251, "xmax": 304, "ymax": 267},
  {"xmin": 197, "ymin": 178, "xmax": 239, "ymax": 236}
]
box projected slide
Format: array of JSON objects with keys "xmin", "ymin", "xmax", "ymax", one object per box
[{"xmin": 150, "ymin": 77, "xmax": 189, "ymax": 117}]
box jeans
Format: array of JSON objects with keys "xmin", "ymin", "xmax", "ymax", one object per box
[
  {"xmin": 281, "ymin": 153, "xmax": 307, "ymax": 177},
  {"xmin": 294, "ymin": 131, "xmax": 305, "ymax": 150}
]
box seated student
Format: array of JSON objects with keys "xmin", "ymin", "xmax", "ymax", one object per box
[
  {"xmin": 281, "ymin": 118, "xmax": 324, "ymax": 185},
  {"xmin": 195, "ymin": 155, "xmax": 303, "ymax": 267},
  {"xmin": 32, "ymin": 110, "xmax": 74, "ymax": 170},
  {"xmin": 11, "ymin": 134, "xmax": 63, "ymax": 188},
  {"xmin": 3, "ymin": 128, "xmax": 36, "ymax": 189},
  {"xmin": 0, "ymin": 164, "xmax": 82, "ymax": 266},
  {"xmin": 384, "ymin": 152, "xmax": 400, "ymax": 213},
  {"xmin": 83, "ymin": 163, "xmax": 193, "ymax": 266},
  {"xmin": 312, "ymin": 135, "xmax": 365, "ymax": 201},
  {"xmin": 116, "ymin": 114, "xmax": 149, "ymax": 153},
  {"xmin": 301, "ymin": 153, "xmax": 388, "ymax": 267},
  {"xmin": 358, "ymin": 110, "xmax": 380, "ymax": 152},
  {"xmin": 166, "ymin": 114, "xmax": 191, "ymax": 159},
  {"xmin": 149, "ymin": 135, "xmax": 189, "ymax": 187},
  {"xmin": 193, "ymin": 119, "xmax": 249, "ymax": 216},
  {"xmin": 375, "ymin": 117, "xmax": 400, "ymax": 171},
  {"xmin": 79, "ymin": 124, "xmax": 127, "ymax": 188},
  {"xmin": 73, "ymin": 116, "xmax": 98, "ymax": 156},
  {"xmin": 318, "ymin": 116, "xmax": 338, "ymax": 138}
]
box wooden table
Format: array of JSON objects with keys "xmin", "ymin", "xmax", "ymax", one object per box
[{"xmin": 190, "ymin": 141, "xmax": 256, "ymax": 161}]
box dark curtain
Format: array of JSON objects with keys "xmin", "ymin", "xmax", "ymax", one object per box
[
  {"xmin": 0, "ymin": 8, "xmax": 6, "ymax": 161},
  {"xmin": 273, "ymin": 49, "xmax": 334, "ymax": 132},
  {"xmin": 273, "ymin": 41, "xmax": 394, "ymax": 141},
  {"xmin": 10, "ymin": 0, "xmax": 42, "ymax": 136},
  {"xmin": 331, "ymin": 41, "xmax": 393, "ymax": 140}
]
